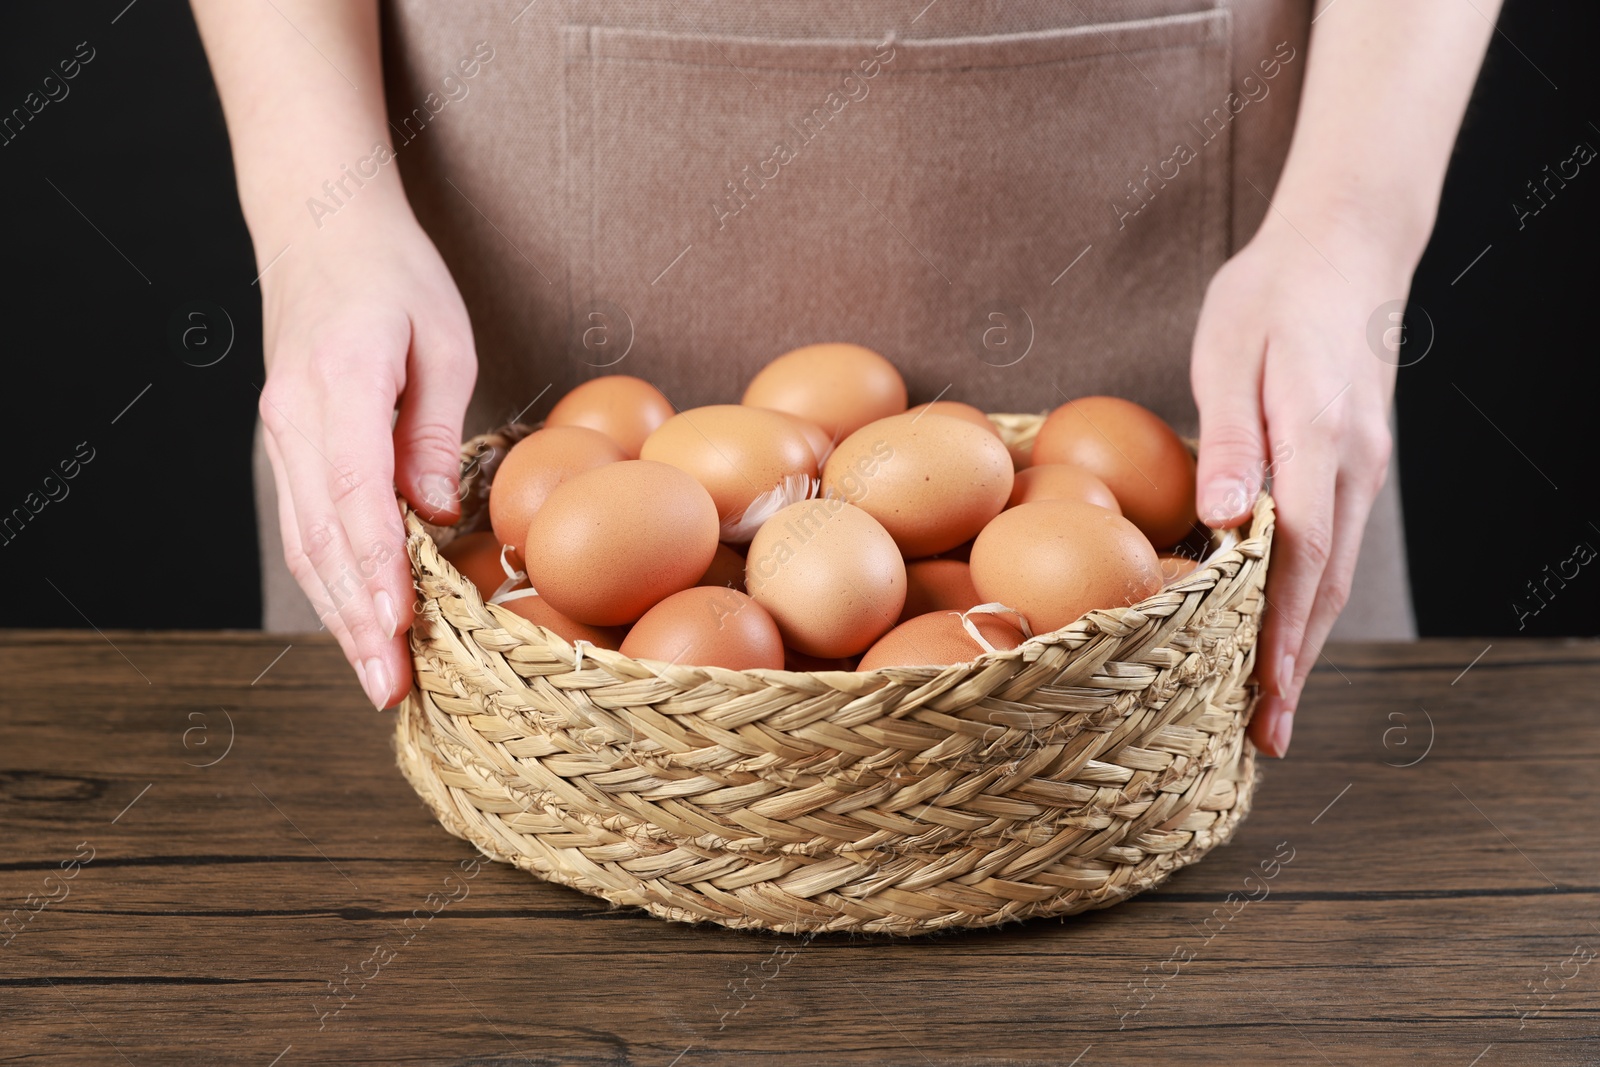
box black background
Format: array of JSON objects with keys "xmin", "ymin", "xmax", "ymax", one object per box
[
  {"xmin": 1396, "ymin": 0, "xmax": 1598, "ymax": 637},
  {"xmin": 0, "ymin": 0, "xmax": 1592, "ymax": 636}
]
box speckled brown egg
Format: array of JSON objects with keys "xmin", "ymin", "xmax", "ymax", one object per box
[
  {"xmin": 524, "ymin": 460, "xmax": 719, "ymax": 626},
  {"xmin": 822, "ymin": 412, "xmax": 1013, "ymax": 558},
  {"xmin": 899, "ymin": 559, "xmax": 982, "ymax": 624},
  {"xmin": 544, "ymin": 375, "xmax": 674, "ymax": 458},
  {"xmin": 489, "ymin": 426, "xmax": 626, "ymax": 551},
  {"xmin": 639, "ymin": 405, "xmax": 816, "ymax": 540},
  {"xmin": 620, "ymin": 587, "xmax": 784, "ymax": 670},
  {"xmin": 858, "ymin": 610, "xmax": 1025, "ymax": 671},
  {"xmin": 970, "ymin": 499, "xmax": 1163, "ymax": 633},
  {"xmin": 1032, "ymin": 396, "xmax": 1197, "ymax": 548},
  {"xmin": 906, "ymin": 400, "xmax": 998, "ymax": 437},
  {"xmin": 745, "ymin": 499, "xmax": 905, "ymax": 658},
  {"xmin": 1007, "ymin": 463, "xmax": 1121, "ymax": 513},
  {"xmin": 742, "ymin": 343, "xmax": 907, "ymax": 440},
  {"xmin": 764, "ymin": 409, "xmax": 836, "ymax": 467}
]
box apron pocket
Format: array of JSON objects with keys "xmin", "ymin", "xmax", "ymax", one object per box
[{"xmin": 562, "ymin": 9, "xmax": 1233, "ymax": 424}]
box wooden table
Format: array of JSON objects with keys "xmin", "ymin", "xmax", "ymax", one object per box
[{"xmin": 2, "ymin": 634, "xmax": 1596, "ymax": 1065}]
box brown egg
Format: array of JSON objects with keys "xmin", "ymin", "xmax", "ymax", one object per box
[
  {"xmin": 742, "ymin": 343, "xmax": 907, "ymax": 439},
  {"xmin": 496, "ymin": 594, "xmax": 626, "ymax": 650},
  {"xmin": 620, "ymin": 587, "xmax": 784, "ymax": 670},
  {"xmin": 489, "ymin": 426, "xmax": 626, "ymax": 551},
  {"xmin": 1158, "ymin": 552, "xmax": 1200, "ymax": 583},
  {"xmin": 822, "ymin": 412, "xmax": 1013, "ymax": 558},
  {"xmin": 1032, "ymin": 396, "xmax": 1197, "ymax": 548},
  {"xmin": 639, "ymin": 405, "xmax": 817, "ymax": 540},
  {"xmin": 1008, "ymin": 437, "xmax": 1035, "ymax": 472},
  {"xmin": 858, "ymin": 610, "xmax": 1025, "ymax": 671},
  {"xmin": 970, "ymin": 499, "xmax": 1163, "ymax": 633},
  {"xmin": 1007, "ymin": 464, "xmax": 1121, "ymax": 513},
  {"xmin": 544, "ymin": 375, "xmax": 674, "ymax": 458},
  {"xmin": 899, "ymin": 558, "xmax": 982, "ymax": 623},
  {"xmin": 524, "ymin": 460, "xmax": 719, "ymax": 626},
  {"xmin": 697, "ymin": 543, "xmax": 748, "ymax": 593},
  {"xmin": 745, "ymin": 499, "xmax": 905, "ymax": 658},
  {"xmin": 764, "ymin": 409, "xmax": 837, "ymax": 467},
  {"xmin": 906, "ymin": 400, "xmax": 998, "ymax": 436},
  {"xmin": 440, "ymin": 531, "xmax": 529, "ymax": 600}
]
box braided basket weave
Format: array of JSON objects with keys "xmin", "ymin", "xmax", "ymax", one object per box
[{"xmin": 394, "ymin": 414, "xmax": 1275, "ymax": 935}]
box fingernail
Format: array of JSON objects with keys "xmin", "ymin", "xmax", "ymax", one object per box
[
  {"xmin": 1278, "ymin": 652, "xmax": 1297, "ymax": 696},
  {"xmin": 362, "ymin": 657, "xmax": 392, "ymax": 710},
  {"xmin": 419, "ymin": 473, "xmax": 458, "ymax": 515},
  {"xmin": 1269, "ymin": 707, "xmax": 1295, "ymax": 758},
  {"xmin": 1203, "ymin": 479, "xmax": 1248, "ymax": 523},
  {"xmin": 375, "ymin": 589, "xmax": 399, "ymax": 640}
]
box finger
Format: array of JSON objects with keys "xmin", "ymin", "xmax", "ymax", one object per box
[
  {"xmin": 1277, "ymin": 418, "xmax": 1393, "ymax": 710},
  {"xmin": 271, "ymin": 420, "xmax": 412, "ymax": 712},
  {"xmin": 1284, "ymin": 471, "xmax": 1377, "ymax": 705},
  {"xmin": 393, "ymin": 315, "xmax": 477, "ymax": 525},
  {"xmin": 263, "ymin": 425, "xmax": 361, "ymax": 669},
  {"xmin": 1248, "ymin": 429, "xmax": 1338, "ymax": 759},
  {"xmin": 264, "ymin": 378, "xmax": 406, "ymax": 710},
  {"xmin": 1190, "ymin": 313, "xmax": 1268, "ymax": 529},
  {"xmin": 316, "ymin": 355, "xmax": 417, "ymax": 708}
]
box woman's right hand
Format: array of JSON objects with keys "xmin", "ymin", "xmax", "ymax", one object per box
[{"xmin": 256, "ymin": 203, "xmax": 477, "ymax": 709}]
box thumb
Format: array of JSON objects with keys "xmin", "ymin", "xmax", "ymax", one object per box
[
  {"xmin": 1191, "ymin": 339, "xmax": 1267, "ymax": 529},
  {"xmin": 393, "ymin": 317, "xmax": 478, "ymax": 525}
]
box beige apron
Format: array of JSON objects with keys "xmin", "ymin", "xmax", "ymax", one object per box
[{"xmin": 255, "ymin": 0, "xmax": 1415, "ymax": 640}]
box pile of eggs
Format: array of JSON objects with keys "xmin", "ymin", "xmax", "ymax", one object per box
[{"xmin": 440, "ymin": 343, "xmax": 1207, "ymax": 672}]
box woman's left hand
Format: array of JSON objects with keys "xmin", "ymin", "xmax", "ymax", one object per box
[{"xmin": 1189, "ymin": 205, "xmax": 1412, "ymax": 757}]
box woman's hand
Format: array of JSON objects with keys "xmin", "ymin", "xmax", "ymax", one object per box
[
  {"xmin": 189, "ymin": 0, "xmax": 472, "ymax": 707},
  {"xmin": 257, "ymin": 203, "xmax": 476, "ymax": 709},
  {"xmin": 1185, "ymin": 0, "xmax": 1502, "ymax": 756},
  {"xmin": 1190, "ymin": 206, "xmax": 1407, "ymax": 757}
]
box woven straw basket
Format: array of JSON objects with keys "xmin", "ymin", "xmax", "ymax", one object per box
[{"xmin": 395, "ymin": 413, "xmax": 1275, "ymax": 935}]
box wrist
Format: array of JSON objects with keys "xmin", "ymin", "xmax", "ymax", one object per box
[
  {"xmin": 1264, "ymin": 174, "xmax": 1437, "ymax": 277},
  {"xmin": 241, "ymin": 153, "xmax": 415, "ymax": 259}
]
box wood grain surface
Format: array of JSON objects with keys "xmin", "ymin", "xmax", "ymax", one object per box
[{"xmin": 1, "ymin": 633, "xmax": 1597, "ymax": 1066}]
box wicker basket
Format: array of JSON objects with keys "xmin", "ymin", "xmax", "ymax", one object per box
[{"xmin": 394, "ymin": 414, "xmax": 1275, "ymax": 935}]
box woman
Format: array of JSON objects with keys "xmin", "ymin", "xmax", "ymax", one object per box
[{"xmin": 191, "ymin": 0, "xmax": 1499, "ymax": 757}]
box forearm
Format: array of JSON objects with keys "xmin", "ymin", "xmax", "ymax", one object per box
[
  {"xmin": 189, "ymin": 0, "xmax": 405, "ymax": 254},
  {"xmin": 1270, "ymin": 0, "xmax": 1503, "ymax": 264}
]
